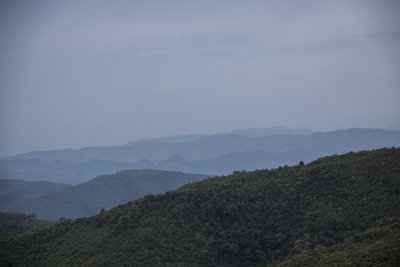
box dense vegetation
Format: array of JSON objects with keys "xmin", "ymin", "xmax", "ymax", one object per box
[
  {"xmin": 3, "ymin": 169, "xmax": 208, "ymax": 220},
  {"xmin": 0, "ymin": 213, "xmax": 55, "ymax": 238},
  {"xmin": 0, "ymin": 148, "xmax": 399, "ymax": 266},
  {"xmin": 279, "ymin": 220, "xmax": 400, "ymax": 266}
]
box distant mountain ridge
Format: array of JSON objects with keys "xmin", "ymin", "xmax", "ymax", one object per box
[
  {"xmin": 1, "ymin": 169, "xmax": 208, "ymax": 220},
  {"xmin": 1, "ymin": 128, "xmax": 399, "ymax": 183},
  {"xmin": 1, "ymin": 148, "xmax": 399, "ymax": 266},
  {"xmin": 2, "ymin": 126, "xmax": 316, "ymax": 163},
  {"xmin": 4, "ymin": 128, "xmax": 398, "ymax": 164},
  {"xmin": 221, "ymin": 126, "xmax": 315, "ymax": 137},
  {"xmin": 124, "ymin": 126, "xmax": 314, "ymax": 145},
  {"xmin": 125, "ymin": 134, "xmax": 208, "ymax": 146},
  {"xmin": 0, "ymin": 158, "xmax": 153, "ymax": 184}
]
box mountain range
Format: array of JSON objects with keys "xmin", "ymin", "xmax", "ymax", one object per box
[
  {"xmin": 1, "ymin": 128, "xmax": 399, "ymax": 184},
  {"xmin": 1, "ymin": 148, "xmax": 399, "ymax": 266}
]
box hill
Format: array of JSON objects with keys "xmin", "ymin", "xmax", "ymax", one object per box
[
  {"xmin": 0, "ymin": 148, "xmax": 399, "ymax": 266},
  {"xmin": 3, "ymin": 169, "xmax": 208, "ymax": 220},
  {"xmin": 0, "ymin": 158, "xmax": 154, "ymax": 185},
  {"xmin": 0, "ymin": 213, "xmax": 55, "ymax": 238},
  {"xmin": 0, "ymin": 179, "xmax": 71, "ymax": 210},
  {"xmin": 1, "ymin": 128, "xmax": 400, "ymax": 183},
  {"xmin": 156, "ymin": 150, "xmax": 310, "ymax": 175}
]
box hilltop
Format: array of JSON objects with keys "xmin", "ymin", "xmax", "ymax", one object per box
[{"xmin": 1, "ymin": 148, "xmax": 399, "ymax": 266}]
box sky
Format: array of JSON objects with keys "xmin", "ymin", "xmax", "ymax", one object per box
[{"xmin": 0, "ymin": 0, "xmax": 399, "ymax": 157}]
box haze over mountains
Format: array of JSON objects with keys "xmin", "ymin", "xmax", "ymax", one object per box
[
  {"xmin": 0, "ymin": 170, "xmax": 207, "ymax": 220},
  {"xmin": 1, "ymin": 148, "xmax": 399, "ymax": 266},
  {"xmin": 1, "ymin": 127, "xmax": 399, "ymax": 184},
  {"xmin": 1, "ymin": 0, "xmax": 399, "ymax": 265}
]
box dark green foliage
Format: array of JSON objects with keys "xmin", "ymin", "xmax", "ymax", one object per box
[
  {"xmin": 0, "ymin": 148, "xmax": 399, "ymax": 266},
  {"xmin": 279, "ymin": 220, "xmax": 400, "ymax": 266},
  {"xmin": 0, "ymin": 212, "xmax": 55, "ymax": 238}
]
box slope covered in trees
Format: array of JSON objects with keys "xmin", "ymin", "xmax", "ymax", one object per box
[
  {"xmin": 0, "ymin": 148, "xmax": 399, "ymax": 266},
  {"xmin": 279, "ymin": 220, "xmax": 400, "ymax": 266},
  {"xmin": 0, "ymin": 213, "xmax": 55, "ymax": 238}
]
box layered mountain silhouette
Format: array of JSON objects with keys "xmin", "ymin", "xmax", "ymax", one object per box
[
  {"xmin": 1, "ymin": 128, "xmax": 399, "ymax": 184},
  {"xmin": 1, "ymin": 148, "xmax": 399, "ymax": 266}
]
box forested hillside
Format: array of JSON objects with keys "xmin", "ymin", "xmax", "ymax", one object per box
[
  {"xmin": 0, "ymin": 148, "xmax": 399, "ymax": 266},
  {"xmin": 0, "ymin": 213, "xmax": 55, "ymax": 238},
  {"xmin": 278, "ymin": 220, "xmax": 400, "ymax": 266}
]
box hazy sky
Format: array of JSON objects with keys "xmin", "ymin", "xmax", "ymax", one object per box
[{"xmin": 1, "ymin": 0, "xmax": 399, "ymax": 156}]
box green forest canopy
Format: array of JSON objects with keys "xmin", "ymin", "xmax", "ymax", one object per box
[{"xmin": 1, "ymin": 148, "xmax": 399, "ymax": 266}]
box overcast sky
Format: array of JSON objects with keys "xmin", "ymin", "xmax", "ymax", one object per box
[{"xmin": 1, "ymin": 0, "xmax": 399, "ymax": 156}]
